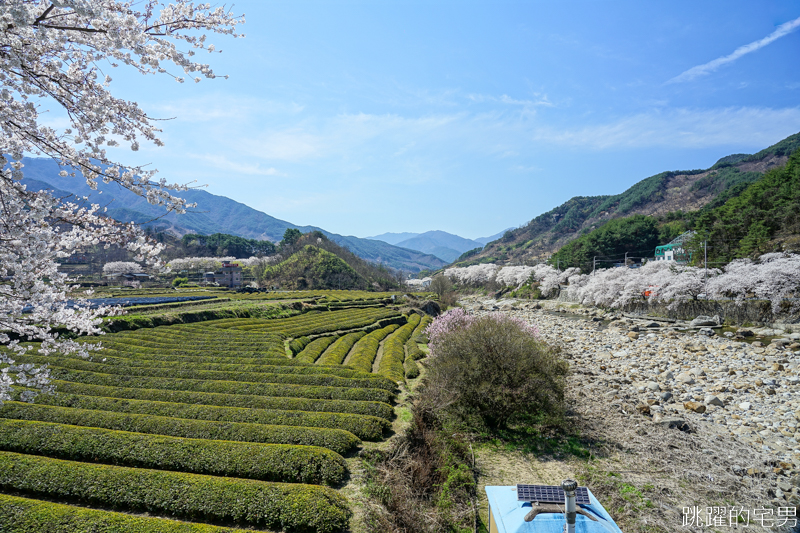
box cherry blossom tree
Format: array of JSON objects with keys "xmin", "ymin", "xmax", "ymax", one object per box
[
  {"xmin": 444, "ymin": 264, "xmax": 499, "ymax": 285},
  {"xmin": 707, "ymin": 252, "xmax": 800, "ymax": 313},
  {"xmin": 167, "ymin": 256, "xmax": 236, "ymax": 272},
  {"xmin": 102, "ymin": 261, "xmax": 143, "ymax": 275},
  {"xmin": 494, "ymin": 265, "xmax": 536, "ymax": 287},
  {"xmin": 1, "ymin": 1, "xmax": 243, "ymax": 402}
]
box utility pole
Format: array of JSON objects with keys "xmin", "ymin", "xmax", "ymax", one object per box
[{"xmin": 704, "ymin": 240, "xmax": 708, "ymax": 298}]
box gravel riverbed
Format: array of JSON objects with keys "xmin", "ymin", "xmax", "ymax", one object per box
[{"xmin": 460, "ymin": 295, "xmax": 800, "ymax": 532}]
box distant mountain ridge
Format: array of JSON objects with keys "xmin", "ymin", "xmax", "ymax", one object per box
[
  {"xmin": 462, "ymin": 131, "xmax": 800, "ymax": 266},
  {"xmin": 367, "ymin": 228, "xmax": 510, "ymax": 262},
  {"xmin": 21, "ymin": 158, "xmax": 446, "ymax": 273}
]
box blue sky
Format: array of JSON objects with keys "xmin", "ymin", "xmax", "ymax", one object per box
[{"xmin": 98, "ymin": 1, "xmax": 800, "ymax": 240}]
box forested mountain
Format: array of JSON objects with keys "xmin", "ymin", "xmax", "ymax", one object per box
[
  {"xmin": 254, "ymin": 232, "xmax": 402, "ymax": 290},
  {"xmin": 21, "ymin": 158, "xmax": 445, "ymax": 273},
  {"xmin": 462, "ymin": 132, "xmax": 800, "ymax": 266},
  {"xmin": 546, "ymin": 147, "xmax": 800, "ymax": 271}
]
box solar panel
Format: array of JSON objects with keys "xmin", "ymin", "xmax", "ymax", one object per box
[{"xmin": 516, "ymin": 484, "xmax": 591, "ymax": 505}]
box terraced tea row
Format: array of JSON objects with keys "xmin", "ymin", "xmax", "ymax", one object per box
[
  {"xmin": 378, "ymin": 314, "xmax": 421, "ymax": 382},
  {"xmin": 0, "ymin": 452, "xmax": 350, "ymax": 533},
  {"xmin": 0, "ymin": 296, "xmax": 434, "ymax": 531}
]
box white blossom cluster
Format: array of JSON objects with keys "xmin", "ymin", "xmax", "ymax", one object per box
[
  {"xmin": 102, "ymin": 261, "xmax": 142, "ymax": 275},
  {"xmin": 443, "ymin": 264, "xmax": 499, "ymax": 285},
  {"xmin": 0, "ymin": 1, "xmax": 242, "ymax": 402},
  {"xmin": 167, "ymin": 256, "xmax": 276, "ymax": 272},
  {"xmin": 405, "ymin": 277, "xmax": 431, "ymax": 289},
  {"xmin": 565, "ymin": 253, "xmax": 800, "ymax": 313},
  {"xmin": 443, "ymin": 263, "xmax": 580, "ymax": 293}
]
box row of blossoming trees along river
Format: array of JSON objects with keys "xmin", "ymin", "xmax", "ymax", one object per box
[{"xmin": 436, "ymin": 252, "xmax": 800, "ymax": 313}]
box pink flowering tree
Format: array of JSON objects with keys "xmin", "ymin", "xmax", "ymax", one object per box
[
  {"xmin": 0, "ymin": 1, "xmax": 242, "ymax": 402},
  {"xmin": 423, "ymin": 307, "xmax": 562, "ymax": 429}
]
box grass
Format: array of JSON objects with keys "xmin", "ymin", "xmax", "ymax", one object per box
[{"xmin": 476, "ymin": 414, "xmax": 592, "ymax": 460}]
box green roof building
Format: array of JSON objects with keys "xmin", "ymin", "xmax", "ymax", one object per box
[{"xmin": 654, "ymin": 231, "xmax": 694, "ymax": 264}]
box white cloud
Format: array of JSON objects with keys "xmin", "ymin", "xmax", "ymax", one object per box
[
  {"xmin": 467, "ymin": 92, "xmax": 553, "ymax": 108},
  {"xmin": 188, "ymin": 153, "xmax": 283, "ymax": 176},
  {"xmin": 532, "ymin": 107, "xmax": 800, "ymax": 149},
  {"xmin": 669, "ymin": 16, "xmax": 800, "ymax": 83},
  {"xmin": 151, "ymin": 95, "xmax": 305, "ymax": 122}
]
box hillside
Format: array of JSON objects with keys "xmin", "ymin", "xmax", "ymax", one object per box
[
  {"xmin": 254, "ymin": 233, "xmax": 401, "ymax": 290},
  {"xmin": 463, "ymin": 132, "xmax": 800, "ymax": 266},
  {"xmin": 693, "ymin": 147, "xmax": 800, "ymax": 262},
  {"xmin": 21, "ymin": 158, "xmax": 445, "ymax": 273},
  {"xmin": 541, "ymin": 146, "xmax": 800, "ymax": 271}
]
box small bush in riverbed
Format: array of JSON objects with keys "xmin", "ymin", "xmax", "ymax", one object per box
[{"xmin": 425, "ymin": 309, "xmax": 567, "ymax": 429}]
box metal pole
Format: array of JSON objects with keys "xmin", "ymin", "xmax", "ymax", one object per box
[
  {"xmin": 624, "ymin": 251, "xmax": 628, "ymax": 267},
  {"xmin": 593, "ymin": 256, "xmax": 596, "ymax": 273},
  {"xmin": 562, "ymin": 479, "xmax": 577, "ymax": 533},
  {"xmin": 704, "ymin": 240, "xmax": 708, "ymax": 298}
]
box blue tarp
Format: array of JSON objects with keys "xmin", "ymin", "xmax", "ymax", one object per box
[{"xmin": 485, "ymin": 486, "xmax": 624, "ymax": 533}]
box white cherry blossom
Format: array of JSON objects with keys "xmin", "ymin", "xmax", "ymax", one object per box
[{"xmin": 1, "ymin": 1, "xmax": 243, "ymax": 402}]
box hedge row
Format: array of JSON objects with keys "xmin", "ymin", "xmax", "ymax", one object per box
[
  {"xmin": 47, "ymin": 380, "xmax": 395, "ymax": 420},
  {"xmin": 99, "ymin": 338, "xmax": 286, "ymax": 358},
  {"xmin": 295, "ymin": 336, "xmax": 338, "ymax": 364},
  {"xmin": 347, "ymin": 324, "xmax": 400, "ymax": 373},
  {"xmin": 377, "ymin": 315, "xmax": 420, "ymax": 382},
  {"xmin": 0, "ymin": 419, "xmax": 346, "ymax": 485},
  {"xmin": 0, "ymin": 402, "xmax": 360, "ymax": 455},
  {"xmin": 49, "ymin": 368, "xmax": 394, "ymax": 403},
  {"xmin": 403, "ymin": 354, "xmax": 420, "ymax": 379},
  {"xmin": 404, "ymin": 337, "xmax": 422, "ymax": 359},
  {"xmin": 411, "ymin": 314, "xmax": 433, "ymax": 344},
  {"xmin": 227, "ymin": 307, "xmax": 399, "ymax": 336},
  {"xmin": 289, "ymin": 336, "xmax": 312, "ymax": 356},
  {"xmin": 0, "ymin": 494, "xmax": 248, "ymax": 533},
  {"xmin": 47, "ymin": 353, "xmax": 378, "ymax": 378},
  {"xmin": 0, "ymin": 452, "xmax": 351, "ymax": 533},
  {"xmin": 35, "ymin": 392, "xmax": 389, "ymax": 441},
  {"xmin": 316, "ymin": 331, "xmax": 366, "ymax": 366},
  {"xmin": 102, "ymin": 306, "xmax": 301, "ymax": 334},
  {"xmin": 44, "ymin": 360, "xmax": 396, "ymax": 391},
  {"xmin": 91, "ymin": 348, "xmax": 298, "ymax": 365}
]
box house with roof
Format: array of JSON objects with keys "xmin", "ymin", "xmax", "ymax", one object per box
[{"xmin": 654, "ymin": 231, "xmax": 694, "ymax": 264}]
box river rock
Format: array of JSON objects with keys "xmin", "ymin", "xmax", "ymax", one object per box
[
  {"xmin": 705, "ymin": 394, "xmax": 724, "ymax": 407},
  {"xmin": 684, "ymin": 401, "xmax": 706, "ymax": 413},
  {"xmin": 691, "ymin": 315, "xmax": 720, "ymax": 327},
  {"xmin": 655, "ymin": 416, "xmax": 691, "ymax": 432},
  {"xmin": 677, "ymin": 373, "xmax": 695, "ymax": 385},
  {"xmin": 645, "ymin": 381, "xmax": 660, "ymax": 392}
]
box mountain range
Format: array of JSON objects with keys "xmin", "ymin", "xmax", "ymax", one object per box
[
  {"xmin": 20, "ymin": 158, "xmax": 447, "ymax": 273},
  {"xmin": 461, "ymin": 131, "xmax": 800, "ymax": 267},
  {"xmin": 366, "ymin": 229, "xmax": 509, "ymax": 263}
]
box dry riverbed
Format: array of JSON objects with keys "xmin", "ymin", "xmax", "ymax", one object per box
[{"xmin": 461, "ymin": 295, "xmax": 800, "ymax": 533}]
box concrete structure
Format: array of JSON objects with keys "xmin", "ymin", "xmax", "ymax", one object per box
[{"xmin": 218, "ymin": 261, "xmax": 243, "ymax": 288}]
